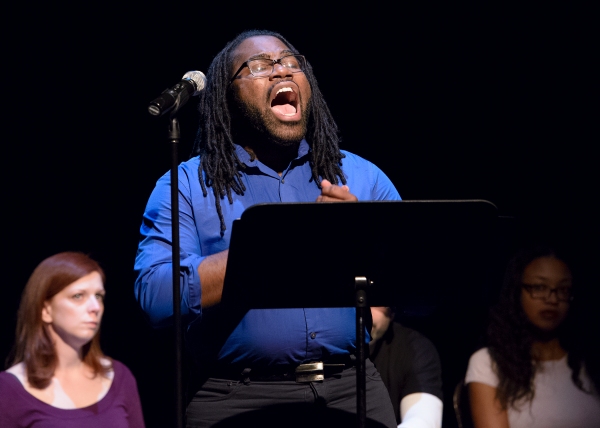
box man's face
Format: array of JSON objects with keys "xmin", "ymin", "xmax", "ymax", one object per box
[
  {"xmin": 370, "ymin": 306, "xmax": 393, "ymax": 343},
  {"xmin": 229, "ymin": 35, "xmax": 312, "ymax": 144}
]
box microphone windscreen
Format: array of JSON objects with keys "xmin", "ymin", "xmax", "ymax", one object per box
[{"xmin": 183, "ymin": 71, "xmax": 207, "ymax": 95}]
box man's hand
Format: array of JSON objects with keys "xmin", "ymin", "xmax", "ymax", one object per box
[{"xmin": 316, "ymin": 179, "xmax": 358, "ymax": 202}]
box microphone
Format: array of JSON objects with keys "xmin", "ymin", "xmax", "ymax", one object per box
[{"xmin": 148, "ymin": 71, "xmax": 207, "ymax": 117}]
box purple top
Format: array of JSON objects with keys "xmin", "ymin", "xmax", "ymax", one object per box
[{"xmin": 0, "ymin": 360, "xmax": 145, "ymax": 428}]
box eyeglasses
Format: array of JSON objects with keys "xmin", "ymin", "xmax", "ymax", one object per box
[
  {"xmin": 229, "ymin": 54, "xmax": 306, "ymax": 84},
  {"xmin": 522, "ymin": 283, "xmax": 573, "ymax": 302}
]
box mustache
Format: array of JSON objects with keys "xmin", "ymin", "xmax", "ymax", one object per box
[{"xmin": 266, "ymin": 79, "xmax": 297, "ymax": 100}]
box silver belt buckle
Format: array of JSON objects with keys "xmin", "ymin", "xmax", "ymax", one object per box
[{"xmin": 295, "ymin": 362, "xmax": 324, "ymax": 383}]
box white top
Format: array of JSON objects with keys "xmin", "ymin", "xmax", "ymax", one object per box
[{"xmin": 465, "ymin": 347, "xmax": 600, "ymax": 428}]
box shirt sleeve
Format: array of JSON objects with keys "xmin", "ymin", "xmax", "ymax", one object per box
[
  {"xmin": 371, "ymin": 161, "xmax": 402, "ymax": 201},
  {"xmin": 465, "ymin": 347, "xmax": 499, "ymax": 388},
  {"xmin": 398, "ymin": 392, "xmax": 443, "ymax": 428},
  {"xmin": 134, "ymin": 166, "xmax": 204, "ymax": 328},
  {"xmin": 340, "ymin": 151, "xmax": 402, "ymax": 201},
  {"xmin": 117, "ymin": 363, "xmax": 146, "ymax": 428},
  {"xmin": 0, "ymin": 373, "xmax": 18, "ymax": 426},
  {"xmin": 398, "ymin": 329, "xmax": 444, "ymax": 401}
]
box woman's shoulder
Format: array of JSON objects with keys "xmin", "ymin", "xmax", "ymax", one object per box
[
  {"xmin": 2, "ymin": 362, "xmax": 27, "ymax": 390},
  {"xmin": 469, "ymin": 347, "xmax": 492, "ymax": 364},
  {"xmin": 106, "ymin": 359, "xmax": 138, "ymax": 387},
  {"xmin": 5, "ymin": 361, "xmax": 25, "ymax": 377},
  {"xmin": 0, "ymin": 365, "xmax": 23, "ymax": 389},
  {"xmin": 0, "ymin": 361, "xmax": 143, "ymax": 427},
  {"xmin": 465, "ymin": 347, "xmax": 498, "ymax": 387},
  {"xmin": 0, "ymin": 365, "xmax": 45, "ymax": 424},
  {"xmin": 109, "ymin": 359, "xmax": 131, "ymax": 373}
]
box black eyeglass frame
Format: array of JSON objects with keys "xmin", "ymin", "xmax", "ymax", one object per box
[
  {"xmin": 521, "ymin": 283, "xmax": 574, "ymax": 302},
  {"xmin": 229, "ymin": 54, "xmax": 306, "ymax": 84}
]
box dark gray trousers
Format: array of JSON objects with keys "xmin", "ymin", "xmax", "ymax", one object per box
[{"xmin": 186, "ymin": 359, "xmax": 396, "ymax": 427}]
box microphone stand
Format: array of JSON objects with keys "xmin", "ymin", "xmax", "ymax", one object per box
[
  {"xmin": 167, "ymin": 115, "xmax": 184, "ymax": 428},
  {"xmin": 149, "ymin": 75, "xmax": 204, "ymax": 428}
]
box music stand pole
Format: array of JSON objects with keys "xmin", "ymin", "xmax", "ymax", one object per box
[
  {"xmin": 220, "ymin": 199, "xmax": 498, "ymax": 427},
  {"xmin": 355, "ymin": 276, "xmax": 369, "ymax": 428}
]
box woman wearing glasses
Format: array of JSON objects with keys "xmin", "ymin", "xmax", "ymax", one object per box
[
  {"xmin": 464, "ymin": 245, "xmax": 600, "ymax": 427},
  {"xmin": 0, "ymin": 252, "xmax": 145, "ymax": 427}
]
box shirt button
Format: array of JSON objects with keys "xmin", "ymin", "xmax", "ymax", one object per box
[
  {"xmin": 281, "ymin": 179, "xmax": 285, "ymax": 184},
  {"xmin": 310, "ymin": 332, "xmax": 316, "ymax": 339}
]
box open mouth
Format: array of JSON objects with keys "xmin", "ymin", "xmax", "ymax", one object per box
[{"xmin": 271, "ymin": 87, "xmax": 298, "ymax": 116}]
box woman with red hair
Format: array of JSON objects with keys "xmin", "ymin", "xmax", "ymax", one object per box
[{"xmin": 0, "ymin": 252, "xmax": 145, "ymax": 427}]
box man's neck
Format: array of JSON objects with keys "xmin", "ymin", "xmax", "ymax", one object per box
[{"xmin": 244, "ymin": 139, "xmax": 301, "ymax": 176}]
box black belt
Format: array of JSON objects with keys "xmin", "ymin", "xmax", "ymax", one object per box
[{"xmin": 214, "ymin": 355, "xmax": 355, "ymax": 383}]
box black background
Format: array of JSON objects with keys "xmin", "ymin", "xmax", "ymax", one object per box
[{"xmin": 2, "ymin": 2, "xmax": 597, "ymax": 427}]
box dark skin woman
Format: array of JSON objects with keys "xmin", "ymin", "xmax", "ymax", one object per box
[{"xmin": 465, "ymin": 245, "xmax": 600, "ymax": 427}]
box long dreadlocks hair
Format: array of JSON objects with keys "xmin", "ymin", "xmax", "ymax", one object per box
[
  {"xmin": 191, "ymin": 29, "xmax": 346, "ymax": 235},
  {"xmin": 486, "ymin": 244, "xmax": 587, "ymax": 410}
]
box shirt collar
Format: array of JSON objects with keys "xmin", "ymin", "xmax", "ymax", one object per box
[
  {"xmin": 297, "ymin": 139, "xmax": 310, "ymax": 158},
  {"xmin": 235, "ymin": 139, "xmax": 310, "ymax": 167}
]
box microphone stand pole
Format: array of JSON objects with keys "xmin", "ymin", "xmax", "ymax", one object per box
[{"xmin": 168, "ymin": 115, "xmax": 184, "ymax": 428}]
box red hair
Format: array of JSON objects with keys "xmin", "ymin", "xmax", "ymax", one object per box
[{"xmin": 7, "ymin": 252, "xmax": 111, "ymax": 388}]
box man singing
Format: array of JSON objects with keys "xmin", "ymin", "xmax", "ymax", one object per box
[{"xmin": 135, "ymin": 29, "xmax": 401, "ymax": 427}]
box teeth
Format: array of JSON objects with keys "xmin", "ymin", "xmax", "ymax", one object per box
[{"xmin": 276, "ymin": 87, "xmax": 293, "ymax": 95}]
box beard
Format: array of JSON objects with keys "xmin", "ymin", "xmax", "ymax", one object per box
[{"xmin": 230, "ymin": 91, "xmax": 311, "ymax": 147}]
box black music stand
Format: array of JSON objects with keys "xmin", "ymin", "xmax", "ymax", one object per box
[{"xmin": 219, "ymin": 199, "xmax": 498, "ymax": 427}]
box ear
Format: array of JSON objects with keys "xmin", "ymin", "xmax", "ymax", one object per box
[{"xmin": 41, "ymin": 301, "xmax": 53, "ymax": 324}]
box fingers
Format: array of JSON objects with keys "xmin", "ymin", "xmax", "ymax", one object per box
[
  {"xmin": 321, "ymin": 179, "xmax": 349, "ymax": 192},
  {"xmin": 317, "ymin": 180, "xmax": 357, "ymax": 202}
]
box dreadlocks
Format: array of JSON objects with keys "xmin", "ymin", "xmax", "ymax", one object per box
[{"xmin": 191, "ymin": 29, "xmax": 346, "ymax": 235}]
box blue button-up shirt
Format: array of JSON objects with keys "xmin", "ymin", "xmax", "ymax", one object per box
[{"xmin": 134, "ymin": 141, "xmax": 401, "ymax": 366}]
